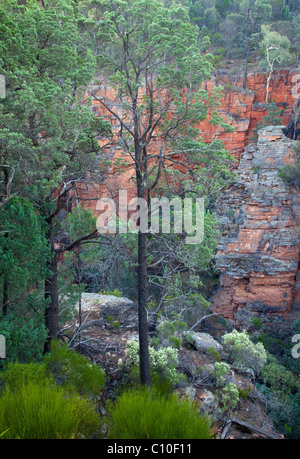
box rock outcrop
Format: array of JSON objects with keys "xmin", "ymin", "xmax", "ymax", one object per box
[{"xmin": 211, "ymin": 126, "xmax": 300, "ymax": 326}]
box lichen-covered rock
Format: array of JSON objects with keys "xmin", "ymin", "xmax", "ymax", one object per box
[
  {"xmin": 78, "ymin": 292, "xmax": 136, "ymax": 326},
  {"xmin": 184, "ymin": 331, "xmax": 223, "ymax": 354}
]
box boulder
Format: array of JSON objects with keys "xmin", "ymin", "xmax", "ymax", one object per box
[{"xmin": 184, "ymin": 331, "xmax": 223, "ymax": 354}]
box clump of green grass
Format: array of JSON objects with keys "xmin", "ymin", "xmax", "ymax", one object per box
[
  {"xmin": 106, "ymin": 386, "xmax": 213, "ymax": 439},
  {"xmin": 43, "ymin": 340, "xmax": 105, "ymax": 397},
  {"xmin": 0, "ymin": 369, "xmax": 102, "ymax": 439}
]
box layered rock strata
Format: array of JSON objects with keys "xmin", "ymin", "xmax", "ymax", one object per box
[{"xmin": 211, "ymin": 126, "xmax": 300, "ymax": 326}]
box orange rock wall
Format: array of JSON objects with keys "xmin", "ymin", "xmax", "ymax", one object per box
[
  {"xmin": 78, "ymin": 69, "xmax": 300, "ymax": 325},
  {"xmin": 211, "ymin": 126, "xmax": 300, "ymax": 326}
]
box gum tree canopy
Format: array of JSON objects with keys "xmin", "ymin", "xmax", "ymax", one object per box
[{"xmin": 89, "ymin": 0, "xmax": 232, "ymax": 385}]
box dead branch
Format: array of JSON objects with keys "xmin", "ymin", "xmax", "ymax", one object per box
[{"xmin": 229, "ymin": 416, "xmax": 284, "ymax": 439}]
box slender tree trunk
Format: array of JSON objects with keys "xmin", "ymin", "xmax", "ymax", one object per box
[
  {"xmin": 136, "ymin": 146, "xmax": 151, "ymax": 386},
  {"xmin": 43, "ymin": 236, "xmax": 60, "ymax": 354},
  {"xmin": 2, "ymin": 169, "xmax": 9, "ymax": 316},
  {"xmin": 266, "ymin": 70, "xmax": 272, "ymax": 103},
  {"xmin": 243, "ymin": 43, "xmax": 250, "ymax": 89},
  {"xmin": 77, "ymin": 246, "xmax": 82, "ymax": 351},
  {"xmin": 137, "ymin": 230, "xmax": 151, "ymax": 386},
  {"xmin": 2, "ymin": 275, "xmax": 8, "ymax": 316}
]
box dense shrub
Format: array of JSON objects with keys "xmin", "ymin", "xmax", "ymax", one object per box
[
  {"xmin": 0, "ymin": 313, "xmax": 47, "ymax": 365},
  {"xmin": 222, "ymin": 330, "xmax": 267, "ymax": 375},
  {"xmin": 0, "ymin": 361, "xmax": 52, "ymax": 389},
  {"xmin": 213, "ymin": 362, "xmax": 239, "ymax": 414},
  {"xmin": 106, "ymin": 386, "xmax": 212, "ymax": 439},
  {"xmin": 43, "ymin": 340, "xmax": 105, "ymax": 398},
  {"xmin": 125, "ymin": 340, "xmax": 185, "ymax": 389},
  {"xmin": 260, "ymin": 361, "xmax": 299, "ymax": 401},
  {"xmin": 0, "ymin": 363, "xmax": 102, "ymax": 439}
]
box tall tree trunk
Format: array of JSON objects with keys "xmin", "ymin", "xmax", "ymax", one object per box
[
  {"xmin": 2, "ymin": 275, "xmax": 8, "ymax": 316},
  {"xmin": 43, "ymin": 237, "xmax": 59, "ymax": 354},
  {"xmin": 136, "ymin": 154, "xmax": 151, "ymax": 386},
  {"xmin": 2, "ymin": 169, "xmax": 9, "ymax": 316},
  {"xmin": 77, "ymin": 246, "xmax": 82, "ymax": 352},
  {"xmin": 137, "ymin": 230, "xmax": 151, "ymax": 386},
  {"xmin": 266, "ymin": 70, "xmax": 272, "ymax": 103},
  {"xmin": 243, "ymin": 43, "xmax": 250, "ymax": 90}
]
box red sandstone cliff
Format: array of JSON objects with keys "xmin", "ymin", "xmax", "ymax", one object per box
[
  {"xmin": 211, "ymin": 126, "xmax": 300, "ymax": 325},
  {"xmin": 81, "ymin": 69, "xmax": 300, "ymax": 324},
  {"xmin": 89, "ymin": 68, "xmax": 300, "ymax": 165}
]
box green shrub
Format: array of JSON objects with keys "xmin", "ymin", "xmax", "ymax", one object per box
[
  {"xmin": 0, "ymin": 313, "xmax": 47, "ymax": 365},
  {"xmin": 251, "ymin": 317, "xmax": 263, "ymax": 330},
  {"xmin": 222, "ymin": 330, "xmax": 267, "ymax": 375},
  {"xmin": 0, "ymin": 361, "xmax": 52, "ymax": 389},
  {"xmin": 260, "ymin": 362, "xmax": 299, "ymax": 401},
  {"xmin": 125, "ymin": 340, "xmax": 185, "ymax": 388},
  {"xmin": 43, "ymin": 340, "xmax": 105, "ymax": 397},
  {"xmin": 106, "ymin": 386, "xmax": 212, "ymax": 439},
  {"xmin": 207, "ymin": 347, "xmax": 221, "ymax": 362},
  {"xmin": 213, "ymin": 362, "xmax": 239, "ymax": 414},
  {"xmin": 217, "ymin": 382, "xmax": 240, "ymax": 414},
  {"xmin": 0, "ymin": 380, "xmax": 102, "ymax": 439},
  {"xmin": 238, "ymin": 386, "xmax": 252, "ymax": 400},
  {"xmin": 0, "ymin": 363, "xmax": 102, "ymax": 439}
]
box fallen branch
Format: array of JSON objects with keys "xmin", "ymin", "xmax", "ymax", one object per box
[
  {"xmin": 188, "ymin": 313, "xmax": 217, "ymax": 332},
  {"xmin": 229, "ymin": 416, "xmax": 284, "ymax": 439},
  {"xmin": 221, "ymin": 420, "xmax": 232, "ymax": 439}
]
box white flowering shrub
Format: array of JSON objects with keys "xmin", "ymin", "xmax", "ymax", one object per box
[
  {"xmin": 126, "ymin": 340, "xmax": 183, "ymax": 386},
  {"xmin": 213, "ymin": 362, "xmax": 239, "ymax": 414},
  {"xmin": 222, "ymin": 330, "xmax": 267, "ymax": 375},
  {"xmin": 214, "ymin": 362, "xmax": 231, "ymax": 386},
  {"xmin": 218, "ymin": 382, "xmax": 240, "ymax": 413}
]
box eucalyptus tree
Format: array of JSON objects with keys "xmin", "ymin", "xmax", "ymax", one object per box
[
  {"xmin": 259, "ymin": 25, "xmax": 291, "ymax": 102},
  {"xmin": 0, "ymin": 0, "xmax": 111, "ymax": 352},
  {"xmin": 87, "ymin": 0, "xmax": 234, "ymax": 385}
]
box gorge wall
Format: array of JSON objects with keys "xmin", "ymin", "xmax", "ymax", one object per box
[
  {"xmin": 83, "ymin": 68, "xmax": 300, "ymax": 325},
  {"xmin": 211, "ymin": 126, "xmax": 300, "ymax": 326}
]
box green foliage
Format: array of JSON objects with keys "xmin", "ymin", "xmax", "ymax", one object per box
[
  {"xmin": 208, "ymin": 347, "xmax": 222, "ymax": 362},
  {"xmin": 125, "ymin": 340, "xmax": 185, "ymax": 388},
  {"xmin": 0, "ymin": 373, "xmax": 101, "ymax": 439},
  {"xmin": 156, "ymin": 315, "xmax": 188, "ymax": 349},
  {"xmin": 0, "ymin": 361, "xmax": 52, "ymax": 389},
  {"xmin": 0, "ymin": 0, "xmax": 110, "ymax": 205},
  {"xmin": 99, "ymin": 288, "xmax": 124, "ymax": 297},
  {"xmin": 222, "ymin": 329, "xmax": 267, "ymax": 374},
  {"xmin": 260, "ymin": 361, "xmax": 299, "ymax": 401},
  {"xmin": 279, "ymin": 143, "xmax": 300, "ymax": 190},
  {"xmin": 259, "ymin": 24, "xmax": 291, "ymax": 70},
  {"xmin": 251, "ymin": 317, "xmax": 263, "ymax": 330},
  {"xmin": 43, "ymin": 340, "xmax": 105, "ymax": 398},
  {"xmin": 0, "ymin": 315, "xmax": 47, "ymax": 366},
  {"xmin": 238, "ymin": 386, "xmax": 252, "ymax": 400},
  {"xmin": 106, "ymin": 386, "xmax": 212, "ymax": 439},
  {"xmin": 213, "ymin": 362, "xmax": 239, "ymax": 414},
  {"xmin": 0, "ymin": 199, "xmax": 49, "ymax": 361}
]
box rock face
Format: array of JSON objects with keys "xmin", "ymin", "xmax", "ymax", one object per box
[
  {"xmin": 86, "ymin": 69, "xmax": 300, "ymax": 201},
  {"xmin": 211, "ymin": 126, "xmax": 300, "ymax": 325},
  {"xmin": 77, "ymin": 70, "xmax": 300, "ymax": 325}
]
